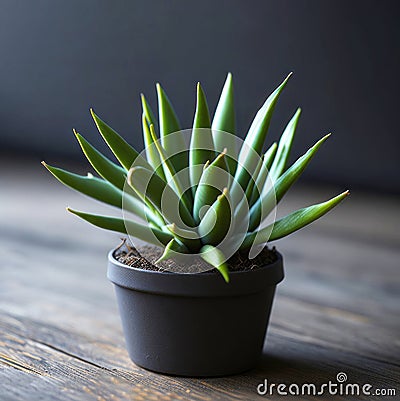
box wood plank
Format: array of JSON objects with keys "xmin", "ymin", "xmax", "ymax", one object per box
[
  {"xmin": 0, "ymin": 162, "xmax": 399, "ymax": 400},
  {"xmin": 1, "ymin": 310, "xmax": 398, "ymax": 401}
]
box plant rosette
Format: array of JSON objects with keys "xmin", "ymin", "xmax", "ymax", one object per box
[{"xmin": 43, "ymin": 73, "xmax": 349, "ymax": 376}]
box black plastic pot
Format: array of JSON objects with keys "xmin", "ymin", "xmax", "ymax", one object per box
[{"xmin": 107, "ymin": 248, "xmax": 284, "ymax": 377}]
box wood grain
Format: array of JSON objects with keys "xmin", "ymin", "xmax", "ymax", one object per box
[{"xmin": 0, "ymin": 160, "xmax": 399, "ymax": 400}]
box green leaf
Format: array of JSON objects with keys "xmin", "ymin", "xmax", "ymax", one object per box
[
  {"xmin": 249, "ymin": 142, "xmax": 278, "ymax": 207},
  {"xmin": 212, "ymin": 72, "xmax": 236, "ymax": 134},
  {"xmin": 244, "ymin": 155, "xmax": 264, "ymax": 201},
  {"xmin": 142, "ymin": 114, "xmax": 166, "ymax": 180},
  {"xmin": 199, "ymin": 245, "xmax": 229, "ymax": 283},
  {"xmin": 193, "ymin": 151, "xmax": 230, "ymax": 223},
  {"xmin": 249, "ymin": 133, "xmax": 331, "ymax": 231},
  {"xmin": 42, "ymin": 161, "xmax": 159, "ymax": 222},
  {"xmin": 73, "ymin": 129, "xmax": 163, "ymax": 225},
  {"xmin": 198, "ymin": 188, "xmax": 231, "ymax": 245},
  {"xmin": 193, "ymin": 82, "xmax": 211, "ymax": 128},
  {"xmin": 128, "ymin": 166, "xmax": 195, "ymax": 227},
  {"xmin": 212, "ymin": 73, "xmax": 235, "ymax": 136},
  {"xmin": 189, "ymin": 83, "xmax": 215, "ymax": 192},
  {"xmin": 165, "ymin": 223, "xmax": 201, "ymax": 252},
  {"xmin": 67, "ymin": 207, "xmax": 173, "ymax": 246},
  {"xmin": 156, "ymin": 83, "xmax": 187, "ymax": 173},
  {"xmin": 156, "ymin": 238, "xmax": 188, "ymax": 263},
  {"xmin": 42, "ymin": 162, "xmax": 123, "ymax": 208},
  {"xmin": 91, "ymin": 109, "xmax": 149, "ymax": 171},
  {"xmin": 263, "ymin": 142, "xmax": 279, "ymax": 171},
  {"xmin": 234, "ymin": 154, "xmax": 265, "ymax": 221},
  {"xmin": 229, "ymin": 145, "xmax": 263, "ymax": 208},
  {"xmin": 148, "ymin": 124, "xmax": 192, "ymax": 210},
  {"xmin": 234, "ymin": 73, "xmax": 292, "ymax": 193},
  {"xmin": 269, "ymin": 108, "xmax": 301, "ymax": 181},
  {"xmin": 74, "ymin": 130, "xmax": 127, "ymax": 190},
  {"xmin": 212, "ymin": 72, "xmax": 237, "ymax": 174},
  {"xmin": 243, "ymin": 191, "xmax": 350, "ymax": 248},
  {"xmin": 157, "ymin": 83, "xmax": 181, "ymax": 137},
  {"xmin": 245, "ymin": 73, "xmax": 292, "ymax": 155},
  {"xmin": 141, "ymin": 93, "xmax": 158, "ymax": 130}
]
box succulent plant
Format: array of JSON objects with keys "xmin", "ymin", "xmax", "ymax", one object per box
[{"xmin": 43, "ymin": 73, "xmax": 349, "ymax": 282}]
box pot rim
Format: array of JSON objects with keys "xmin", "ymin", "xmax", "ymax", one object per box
[{"xmin": 107, "ymin": 247, "xmax": 284, "ymax": 297}]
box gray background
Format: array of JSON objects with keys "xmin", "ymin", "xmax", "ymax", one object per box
[{"xmin": 0, "ymin": 0, "xmax": 399, "ymax": 192}]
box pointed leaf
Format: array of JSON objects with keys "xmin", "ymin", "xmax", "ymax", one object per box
[
  {"xmin": 148, "ymin": 124, "xmax": 192, "ymax": 209},
  {"xmin": 74, "ymin": 130, "xmax": 127, "ymax": 190},
  {"xmin": 243, "ymin": 191, "xmax": 349, "ymax": 248},
  {"xmin": 249, "ymin": 134, "xmax": 331, "ymax": 230},
  {"xmin": 212, "ymin": 72, "xmax": 235, "ymax": 136},
  {"xmin": 193, "ymin": 82, "xmax": 211, "ymax": 128},
  {"xmin": 73, "ymin": 130, "xmax": 163, "ymax": 224},
  {"xmin": 244, "ymin": 155, "xmax": 263, "ymax": 201},
  {"xmin": 42, "ymin": 162, "xmax": 123, "ymax": 208},
  {"xmin": 141, "ymin": 93, "xmax": 158, "ymax": 130},
  {"xmin": 234, "ymin": 73, "xmax": 292, "ymax": 192},
  {"xmin": 157, "ymin": 83, "xmax": 181, "ymax": 137},
  {"xmin": 193, "ymin": 151, "xmax": 230, "ymax": 223},
  {"xmin": 165, "ymin": 223, "xmax": 201, "ymax": 252},
  {"xmin": 198, "ymin": 188, "xmax": 231, "ymax": 245},
  {"xmin": 91, "ymin": 109, "xmax": 149, "ymax": 171},
  {"xmin": 128, "ymin": 166, "xmax": 195, "ymax": 227},
  {"xmin": 42, "ymin": 161, "xmax": 159, "ymax": 222},
  {"xmin": 212, "ymin": 72, "xmax": 237, "ymax": 174},
  {"xmin": 156, "ymin": 83, "xmax": 187, "ymax": 173},
  {"xmin": 156, "ymin": 238, "xmax": 188, "ymax": 263},
  {"xmin": 229, "ymin": 144, "xmax": 263, "ymax": 208},
  {"xmin": 67, "ymin": 207, "xmax": 173, "ymax": 246},
  {"xmin": 269, "ymin": 108, "xmax": 301, "ymax": 181},
  {"xmin": 244, "ymin": 73, "xmax": 292, "ymax": 155},
  {"xmin": 190, "ymin": 83, "xmax": 215, "ymax": 192},
  {"xmin": 200, "ymin": 245, "xmax": 229, "ymax": 283},
  {"xmin": 249, "ymin": 142, "xmax": 278, "ymax": 206},
  {"xmin": 142, "ymin": 114, "xmax": 166, "ymax": 180},
  {"xmin": 263, "ymin": 142, "xmax": 279, "ymax": 171},
  {"xmin": 235, "ymin": 154, "xmax": 265, "ymax": 221}
]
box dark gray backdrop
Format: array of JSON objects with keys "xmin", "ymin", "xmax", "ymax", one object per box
[{"xmin": 1, "ymin": 0, "xmax": 399, "ymax": 192}]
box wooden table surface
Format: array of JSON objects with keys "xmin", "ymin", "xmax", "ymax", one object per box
[{"xmin": 1, "ymin": 160, "xmax": 399, "ymax": 400}]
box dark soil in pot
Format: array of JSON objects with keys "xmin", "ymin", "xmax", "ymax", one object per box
[
  {"xmin": 107, "ymin": 242, "xmax": 284, "ymax": 377},
  {"xmin": 114, "ymin": 240, "xmax": 279, "ymax": 273}
]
